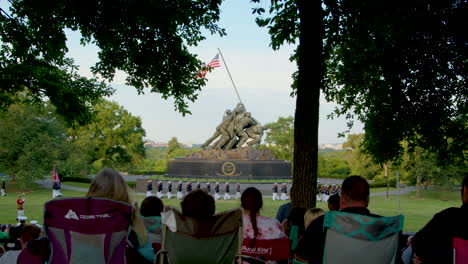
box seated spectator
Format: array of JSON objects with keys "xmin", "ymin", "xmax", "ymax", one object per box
[
  {"xmin": 0, "ymin": 225, "xmax": 9, "ymax": 247},
  {"xmin": 181, "ymin": 189, "xmax": 215, "ymax": 221},
  {"xmin": 140, "ymin": 196, "xmax": 164, "ymax": 251},
  {"xmin": 241, "ymin": 187, "xmax": 287, "ymax": 244},
  {"xmin": 304, "ymin": 208, "xmax": 325, "ymax": 229},
  {"xmin": 295, "ymin": 175, "xmax": 379, "ymax": 263},
  {"xmin": 87, "ymin": 168, "xmax": 153, "ymax": 263},
  {"xmin": 276, "ymin": 202, "xmax": 292, "ymax": 224},
  {"xmin": 0, "ymin": 224, "xmax": 41, "ymax": 264},
  {"xmin": 282, "ymin": 207, "xmax": 306, "ymax": 238},
  {"xmin": 411, "ymin": 174, "xmax": 468, "ymax": 264},
  {"xmin": 327, "ymin": 194, "xmax": 340, "ymax": 211}
]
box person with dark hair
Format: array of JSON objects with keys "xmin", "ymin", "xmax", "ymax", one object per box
[
  {"xmin": 327, "ymin": 194, "xmax": 340, "ymax": 211},
  {"xmin": 411, "ymin": 175, "xmax": 468, "ymax": 264},
  {"xmin": 181, "ymin": 189, "xmax": 215, "ymax": 221},
  {"xmin": 140, "ymin": 196, "xmax": 164, "ymax": 217},
  {"xmin": 206, "ymin": 182, "xmax": 211, "ymax": 194},
  {"xmin": 282, "ymin": 207, "xmax": 306, "ymax": 237},
  {"xmin": 241, "ymin": 187, "xmax": 287, "ymax": 246},
  {"xmin": 0, "ymin": 224, "xmax": 41, "ymax": 263},
  {"xmin": 295, "ymin": 175, "xmax": 379, "ymax": 263}
]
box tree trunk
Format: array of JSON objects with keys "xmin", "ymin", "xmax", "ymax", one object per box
[
  {"xmin": 416, "ymin": 174, "xmax": 422, "ymax": 199},
  {"xmin": 291, "ymin": 0, "xmax": 322, "ymax": 209}
]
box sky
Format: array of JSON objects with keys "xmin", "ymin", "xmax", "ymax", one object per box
[{"xmin": 3, "ymin": 0, "xmax": 363, "ymax": 145}]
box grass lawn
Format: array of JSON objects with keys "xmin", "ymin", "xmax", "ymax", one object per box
[
  {"xmin": 0, "ymin": 182, "xmax": 461, "ymax": 232},
  {"xmin": 369, "ymin": 187, "xmax": 397, "ymax": 193},
  {"xmin": 61, "ymin": 181, "xmax": 91, "ymax": 189}
]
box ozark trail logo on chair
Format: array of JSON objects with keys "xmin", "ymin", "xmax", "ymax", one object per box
[{"xmin": 64, "ymin": 209, "xmax": 79, "ymax": 220}]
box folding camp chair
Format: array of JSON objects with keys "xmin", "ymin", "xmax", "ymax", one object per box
[
  {"xmin": 44, "ymin": 197, "xmax": 133, "ymax": 264},
  {"xmin": 322, "ymin": 211, "xmax": 404, "ymax": 264},
  {"xmin": 159, "ymin": 207, "xmax": 243, "ymax": 264},
  {"xmin": 453, "ymin": 237, "xmax": 468, "ymax": 264}
]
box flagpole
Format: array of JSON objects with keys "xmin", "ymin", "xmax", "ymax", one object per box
[{"xmin": 217, "ymin": 48, "xmax": 243, "ymax": 104}]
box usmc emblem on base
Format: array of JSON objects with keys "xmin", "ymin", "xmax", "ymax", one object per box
[{"xmin": 216, "ymin": 162, "xmax": 241, "ymax": 176}]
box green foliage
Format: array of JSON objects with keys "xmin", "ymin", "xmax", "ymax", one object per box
[
  {"xmin": 0, "ymin": 102, "xmax": 70, "ymax": 188},
  {"xmin": 323, "ymin": 0, "xmax": 467, "ymax": 165},
  {"xmin": 401, "ymin": 147, "xmax": 467, "ymax": 186},
  {"xmin": 67, "ymin": 100, "xmax": 146, "ymax": 172},
  {"xmin": 0, "ymin": 0, "xmax": 225, "ymax": 119},
  {"xmin": 263, "ymin": 116, "xmax": 294, "ymax": 161},
  {"xmin": 342, "ymin": 134, "xmax": 381, "ymax": 180}
]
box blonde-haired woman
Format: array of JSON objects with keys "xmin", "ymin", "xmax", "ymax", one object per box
[
  {"xmin": 87, "ymin": 168, "xmax": 153, "ymax": 262},
  {"xmin": 304, "ymin": 208, "xmax": 325, "ymax": 229}
]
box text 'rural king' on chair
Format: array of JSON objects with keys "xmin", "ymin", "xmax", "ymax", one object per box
[
  {"xmin": 44, "ymin": 197, "xmax": 133, "ymax": 264},
  {"xmin": 159, "ymin": 206, "xmax": 243, "ymax": 264},
  {"xmin": 453, "ymin": 237, "xmax": 468, "ymax": 264},
  {"xmin": 322, "ymin": 211, "xmax": 404, "ymax": 264}
]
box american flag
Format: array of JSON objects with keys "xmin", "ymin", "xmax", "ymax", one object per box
[
  {"xmin": 52, "ymin": 165, "xmax": 59, "ymax": 182},
  {"xmin": 198, "ymin": 54, "xmax": 221, "ymax": 78}
]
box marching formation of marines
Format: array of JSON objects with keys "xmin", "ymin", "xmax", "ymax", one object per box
[
  {"xmin": 143, "ymin": 181, "xmax": 298, "ymax": 202},
  {"xmin": 316, "ymin": 184, "xmax": 341, "ymax": 202}
]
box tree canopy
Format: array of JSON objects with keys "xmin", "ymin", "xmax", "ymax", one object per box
[
  {"xmin": 252, "ymin": 0, "xmax": 466, "ymax": 207},
  {"xmin": 0, "ymin": 0, "xmax": 225, "ymax": 124},
  {"xmin": 323, "ymin": 0, "xmax": 467, "ymax": 165}
]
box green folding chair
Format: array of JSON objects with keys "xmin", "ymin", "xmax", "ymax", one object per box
[
  {"xmin": 159, "ymin": 207, "xmax": 243, "ymax": 264},
  {"xmin": 322, "ymin": 211, "xmax": 404, "ymax": 264}
]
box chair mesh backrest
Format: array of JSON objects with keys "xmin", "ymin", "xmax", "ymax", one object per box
[
  {"xmin": 44, "ymin": 198, "xmax": 133, "ymax": 264},
  {"xmin": 323, "ymin": 211, "xmax": 403, "ymax": 264},
  {"xmin": 161, "ymin": 207, "xmax": 242, "ymax": 264},
  {"xmin": 453, "ymin": 237, "xmax": 468, "ymax": 264}
]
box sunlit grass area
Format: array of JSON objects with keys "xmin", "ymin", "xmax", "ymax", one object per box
[{"xmin": 0, "ymin": 182, "xmax": 461, "ymax": 232}]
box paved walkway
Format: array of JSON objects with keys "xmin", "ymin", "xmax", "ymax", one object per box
[{"xmin": 35, "ymin": 179, "xmax": 416, "ymax": 198}]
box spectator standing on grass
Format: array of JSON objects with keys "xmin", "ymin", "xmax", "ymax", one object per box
[
  {"xmin": 295, "ymin": 175, "xmax": 379, "ymax": 263},
  {"xmin": 1, "ymin": 180, "xmax": 5, "ymax": 197},
  {"xmin": 87, "ymin": 168, "xmax": 153, "ymax": 262},
  {"xmin": 146, "ymin": 180, "xmax": 153, "ymax": 197},
  {"xmin": 411, "ymin": 174, "xmax": 468, "ymax": 264}
]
